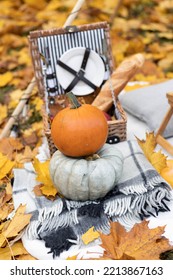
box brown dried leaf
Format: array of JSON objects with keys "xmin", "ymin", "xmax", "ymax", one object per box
[
  {"xmin": 21, "ymin": 132, "xmax": 39, "ymax": 147},
  {"xmin": 0, "ymin": 189, "xmax": 6, "ymax": 207},
  {"xmin": 100, "ymin": 220, "xmax": 173, "ymax": 260},
  {"xmin": 16, "ymin": 254, "xmax": 37, "ymax": 260},
  {"xmin": 33, "ymin": 184, "xmax": 43, "ymax": 197},
  {"xmin": 0, "ymin": 203, "xmax": 14, "ymax": 221},
  {"xmin": 0, "ymin": 182, "xmax": 13, "ymax": 208},
  {"xmin": 0, "ymin": 138, "xmax": 24, "ymax": 160}
]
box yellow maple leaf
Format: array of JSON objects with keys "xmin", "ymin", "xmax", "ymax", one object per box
[
  {"xmin": 43, "ymin": 1, "xmax": 61, "ymax": 11},
  {"xmin": 32, "ymin": 121, "xmax": 44, "ymax": 137},
  {"xmin": 0, "ymin": 72, "xmax": 13, "ymax": 87},
  {"xmin": 15, "ymin": 146, "xmax": 38, "ymax": 168},
  {"xmin": 8, "ymin": 89, "xmax": 23, "ymax": 109},
  {"xmin": 31, "ymin": 96, "xmax": 43, "ymax": 111},
  {"xmin": 166, "ymin": 72, "xmax": 173, "ymax": 79},
  {"xmin": 0, "ymin": 152, "xmax": 15, "ymax": 180},
  {"xmin": 136, "ymin": 132, "xmax": 167, "ymax": 173},
  {"xmin": 81, "ymin": 226, "xmax": 100, "ymax": 245},
  {"xmin": 40, "ymin": 184, "xmax": 57, "ymax": 198},
  {"xmin": 0, "ymin": 220, "xmax": 10, "ymax": 232},
  {"xmin": 33, "ymin": 158, "xmax": 58, "ymax": 197},
  {"xmin": 66, "ymin": 255, "xmax": 78, "ymax": 260},
  {"xmin": 136, "ymin": 132, "xmax": 156, "ymax": 161},
  {"xmin": 0, "ymin": 240, "xmax": 29, "ymax": 260},
  {"xmin": 150, "ymin": 150, "xmax": 167, "ymax": 174},
  {"xmin": 0, "ymin": 204, "xmax": 32, "ymax": 247},
  {"xmin": 18, "ymin": 47, "xmax": 32, "ymax": 66}
]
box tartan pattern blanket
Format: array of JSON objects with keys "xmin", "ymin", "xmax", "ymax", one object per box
[{"xmin": 13, "ymin": 140, "xmax": 172, "ymax": 258}]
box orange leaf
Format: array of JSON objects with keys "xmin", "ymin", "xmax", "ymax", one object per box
[
  {"xmin": 33, "ymin": 184, "xmax": 43, "ymax": 197},
  {"xmin": 161, "ymin": 160, "xmax": 173, "ymax": 187},
  {"xmin": 99, "ymin": 220, "xmax": 173, "ymax": 260},
  {"xmin": 0, "ymin": 137, "xmax": 24, "ymax": 160}
]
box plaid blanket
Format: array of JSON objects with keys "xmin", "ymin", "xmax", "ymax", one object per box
[{"xmin": 13, "ymin": 140, "xmax": 172, "ymax": 258}]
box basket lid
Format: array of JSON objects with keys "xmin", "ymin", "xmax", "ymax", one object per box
[{"xmin": 56, "ymin": 47, "xmax": 105, "ymax": 96}]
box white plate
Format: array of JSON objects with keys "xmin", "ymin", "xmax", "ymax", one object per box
[{"xmin": 56, "ymin": 47, "xmax": 105, "ymax": 96}]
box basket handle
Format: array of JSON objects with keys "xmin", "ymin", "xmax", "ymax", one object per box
[{"xmin": 92, "ymin": 53, "xmax": 145, "ymax": 112}]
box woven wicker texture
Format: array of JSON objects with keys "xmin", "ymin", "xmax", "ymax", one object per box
[{"xmin": 29, "ymin": 21, "xmax": 127, "ymax": 156}]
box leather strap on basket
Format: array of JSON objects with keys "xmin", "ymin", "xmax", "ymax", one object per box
[{"xmin": 57, "ymin": 48, "xmax": 97, "ymax": 92}]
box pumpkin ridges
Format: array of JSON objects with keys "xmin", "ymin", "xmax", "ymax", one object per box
[
  {"xmin": 53, "ymin": 154, "xmax": 78, "ymax": 198},
  {"xmin": 49, "ymin": 144, "xmax": 124, "ymax": 201},
  {"xmin": 74, "ymin": 105, "xmax": 108, "ymax": 155},
  {"xmin": 51, "ymin": 102, "xmax": 108, "ymax": 157}
]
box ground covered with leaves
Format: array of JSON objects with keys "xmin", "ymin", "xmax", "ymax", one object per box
[{"xmin": 0, "ymin": 0, "xmax": 173, "ymax": 260}]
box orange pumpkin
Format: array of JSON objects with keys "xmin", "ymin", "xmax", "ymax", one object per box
[
  {"xmin": 51, "ymin": 92, "xmax": 108, "ymax": 157},
  {"xmin": 161, "ymin": 160, "xmax": 173, "ymax": 187}
]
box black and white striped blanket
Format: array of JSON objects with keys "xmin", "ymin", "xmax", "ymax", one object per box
[{"xmin": 12, "ymin": 140, "xmax": 172, "ymax": 258}]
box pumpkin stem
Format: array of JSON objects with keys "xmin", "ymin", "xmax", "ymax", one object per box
[
  {"xmin": 85, "ymin": 154, "xmax": 100, "ymax": 161},
  {"xmin": 67, "ymin": 92, "xmax": 81, "ymax": 109}
]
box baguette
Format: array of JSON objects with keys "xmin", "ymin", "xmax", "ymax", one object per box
[{"xmin": 92, "ymin": 53, "xmax": 145, "ymax": 112}]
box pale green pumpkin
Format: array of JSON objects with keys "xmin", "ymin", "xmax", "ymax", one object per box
[{"xmin": 49, "ymin": 144, "xmax": 124, "ymax": 201}]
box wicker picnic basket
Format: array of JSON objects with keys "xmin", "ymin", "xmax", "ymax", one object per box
[{"xmin": 28, "ymin": 21, "xmax": 127, "ymax": 155}]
